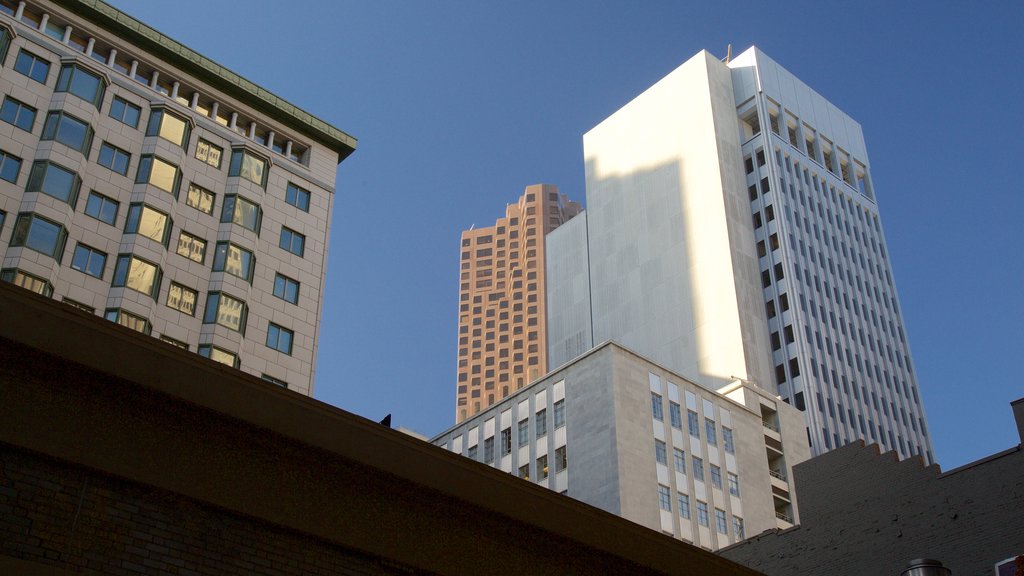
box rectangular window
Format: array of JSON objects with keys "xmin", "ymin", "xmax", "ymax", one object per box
[
  {"xmin": 112, "ymin": 254, "xmax": 161, "ymax": 299},
  {"xmin": 97, "ymin": 142, "xmax": 130, "ymax": 175},
  {"xmin": 221, "ymin": 194, "xmax": 262, "ymax": 233},
  {"xmin": 203, "ymin": 292, "xmax": 247, "ymax": 334},
  {"xmin": 108, "ymin": 95, "xmax": 140, "ymax": 128},
  {"xmin": 273, "ymin": 273, "xmax": 300, "ymax": 304},
  {"xmin": 1, "ymin": 96, "xmax": 36, "ymax": 131},
  {"xmin": 517, "ymin": 464, "xmax": 529, "ymax": 480},
  {"xmin": 669, "ymin": 402, "xmax": 682, "ymax": 429},
  {"xmin": 723, "ymin": 427, "xmax": 735, "ymax": 454},
  {"xmin": 553, "ymin": 399, "xmax": 565, "ymax": 428},
  {"xmin": 715, "ymin": 509, "xmax": 728, "ymax": 534},
  {"xmin": 195, "ymin": 138, "xmax": 223, "ymax": 168},
  {"xmin": 213, "ymin": 242, "xmax": 255, "ymax": 282},
  {"xmin": 228, "ymin": 148, "xmax": 267, "ymax": 187},
  {"xmin": 678, "ymin": 494, "xmax": 690, "ymax": 519},
  {"xmin": 70, "ymin": 243, "xmax": 106, "ymax": 278},
  {"xmin": 125, "ymin": 203, "xmax": 172, "ymax": 247},
  {"xmin": 11, "ymin": 213, "xmax": 67, "ymax": 261},
  {"xmin": 104, "ymin": 308, "xmax": 150, "ymax": 334},
  {"xmin": 500, "ymin": 428, "xmax": 511, "ymax": 455},
  {"xmin": 516, "ymin": 419, "xmax": 529, "ymax": 447},
  {"xmin": 0, "ymin": 150, "xmax": 22, "ymax": 183},
  {"xmin": 285, "ymin": 182, "xmax": 310, "ymax": 211},
  {"xmin": 555, "ymin": 445, "xmax": 567, "ymax": 473},
  {"xmin": 483, "ymin": 437, "xmax": 494, "ymax": 463},
  {"xmin": 145, "ymin": 108, "xmax": 189, "ymax": 147},
  {"xmin": 705, "ymin": 418, "xmax": 717, "ymax": 446},
  {"xmin": 175, "ymin": 231, "xmax": 206, "ymax": 264},
  {"xmin": 266, "ymin": 323, "xmax": 294, "ymax": 355},
  {"xmin": 56, "ymin": 64, "xmax": 104, "ymax": 107},
  {"xmin": 696, "ymin": 501, "xmax": 709, "ymax": 527},
  {"xmin": 650, "ymin": 392, "xmax": 663, "ymax": 421},
  {"xmin": 185, "ymin": 183, "xmax": 215, "ymax": 215},
  {"xmin": 198, "ymin": 345, "xmax": 238, "ymax": 368},
  {"xmin": 535, "ymin": 408, "xmax": 547, "ymax": 437},
  {"xmin": 692, "ymin": 457, "xmax": 705, "ymax": 482},
  {"xmin": 14, "ymin": 50, "xmax": 49, "ymax": 84},
  {"xmin": 261, "ymin": 374, "xmax": 287, "ymax": 387},
  {"xmin": 733, "ymin": 516, "xmax": 744, "ymax": 540},
  {"xmin": 710, "ymin": 465, "xmax": 722, "ymax": 489},
  {"xmin": 687, "ymin": 410, "xmax": 700, "ymax": 438},
  {"xmin": 1, "ymin": 268, "xmax": 53, "ymax": 296},
  {"xmin": 654, "ymin": 440, "xmax": 667, "ymax": 465},
  {"xmin": 41, "ymin": 111, "xmax": 93, "ymax": 154},
  {"xmin": 279, "ymin": 227, "xmax": 305, "ymax": 257},
  {"xmin": 728, "ymin": 472, "xmax": 740, "ymax": 496},
  {"xmin": 136, "ymin": 155, "xmax": 181, "ymax": 197},
  {"xmin": 673, "ymin": 449, "xmax": 686, "ymax": 474},
  {"xmin": 62, "ymin": 298, "xmax": 94, "ymax": 313},
  {"xmin": 658, "ymin": 485, "xmax": 672, "ymax": 512},
  {"xmin": 166, "ymin": 282, "xmax": 197, "ymax": 316},
  {"xmin": 537, "ymin": 454, "xmax": 548, "ymax": 480},
  {"xmin": 84, "ymin": 191, "xmax": 118, "ymax": 225}
]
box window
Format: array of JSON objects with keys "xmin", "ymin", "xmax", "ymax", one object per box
[
  {"xmin": 696, "ymin": 501, "xmax": 709, "ymax": 527},
  {"xmin": 553, "ymin": 399, "xmax": 565, "ymax": 428},
  {"xmin": 266, "ymin": 323, "xmax": 294, "ymax": 355},
  {"xmin": 11, "ymin": 213, "xmax": 67, "ymax": 261},
  {"xmin": 658, "ymin": 485, "xmax": 672, "ymax": 511},
  {"xmin": 198, "ymin": 345, "xmax": 239, "ymax": 368},
  {"xmin": 221, "ymin": 194, "xmax": 262, "ymax": 233},
  {"xmin": 0, "ymin": 150, "xmax": 21, "ymax": 183},
  {"xmin": 669, "ymin": 402, "xmax": 682, "ymax": 429},
  {"xmin": 650, "ymin": 392, "xmax": 663, "ymax": 421},
  {"xmin": 176, "ymin": 232, "xmax": 206, "ymax": 263},
  {"xmin": 112, "ymin": 254, "xmax": 161, "ymax": 298},
  {"xmin": 1, "ymin": 96, "xmax": 36, "ymax": 131},
  {"xmin": 108, "ymin": 95, "xmax": 141, "ymax": 128},
  {"xmin": 705, "ymin": 418, "xmax": 718, "ymax": 446},
  {"xmin": 723, "ymin": 427, "xmax": 735, "ymax": 454},
  {"xmin": 518, "ymin": 464, "xmax": 529, "ymax": 480},
  {"xmin": 673, "ymin": 449, "xmax": 686, "ymax": 474},
  {"xmin": 136, "ymin": 155, "xmax": 181, "ymax": 197},
  {"xmin": 1, "ymin": 268, "xmax": 53, "ymax": 296},
  {"xmin": 692, "ymin": 457, "xmax": 705, "ymax": 482},
  {"xmin": 84, "ymin": 191, "xmax": 118, "ymax": 225},
  {"xmin": 145, "ymin": 108, "xmax": 189, "ymax": 147},
  {"xmin": 483, "ymin": 437, "xmax": 495, "ymax": 463},
  {"xmin": 715, "ymin": 509, "xmax": 728, "ymax": 534},
  {"xmin": 56, "ymin": 64, "xmax": 104, "ymax": 107},
  {"xmin": 554, "ymin": 445, "xmax": 567, "ymax": 473},
  {"xmin": 273, "ymin": 273, "xmax": 300, "ymax": 304},
  {"xmin": 213, "ymin": 242, "xmax": 255, "ymax": 282},
  {"xmin": 70, "ymin": 243, "xmax": 106, "ymax": 278},
  {"xmin": 97, "ymin": 142, "xmax": 130, "ymax": 175},
  {"xmin": 228, "ymin": 148, "xmax": 267, "ymax": 187},
  {"xmin": 535, "ymin": 408, "xmax": 547, "ymax": 437},
  {"xmin": 654, "ymin": 440, "xmax": 667, "ymax": 465},
  {"xmin": 537, "ymin": 454, "xmax": 549, "ymax": 480},
  {"xmin": 14, "ymin": 50, "xmax": 49, "ymax": 84},
  {"xmin": 517, "ymin": 419, "xmax": 529, "ymax": 447},
  {"xmin": 62, "ymin": 298, "xmax": 94, "ymax": 313},
  {"xmin": 125, "ymin": 204, "xmax": 172, "ymax": 246},
  {"xmin": 195, "ymin": 138, "xmax": 223, "ymax": 168},
  {"xmin": 104, "ymin": 308, "xmax": 150, "ymax": 334},
  {"xmin": 261, "ymin": 374, "xmax": 287, "ymax": 388},
  {"xmin": 678, "ymin": 494, "xmax": 691, "ymax": 519},
  {"xmin": 500, "ymin": 428, "xmax": 511, "ymax": 455},
  {"xmin": 41, "ymin": 111, "xmax": 93, "ymax": 154},
  {"xmin": 728, "ymin": 473, "xmax": 740, "ymax": 497},
  {"xmin": 285, "ymin": 182, "xmax": 310, "ymax": 211},
  {"xmin": 279, "ymin": 227, "xmax": 305, "ymax": 257},
  {"xmin": 733, "ymin": 516, "xmax": 745, "ymax": 540},
  {"xmin": 687, "ymin": 410, "xmax": 700, "ymax": 438},
  {"xmin": 185, "ymin": 183, "xmax": 215, "ymax": 215},
  {"xmin": 166, "ymin": 282, "xmax": 197, "ymax": 315},
  {"xmin": 710, "ymin": 465, "xmax": 722, "ymax": 489},
  {"xmin": 203, "ymin": 292, "xmax": 247, "ymax": 333}
]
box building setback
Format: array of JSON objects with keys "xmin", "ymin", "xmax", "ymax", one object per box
[
  {"xmin": 0, "ymin": 0, "xmax": 355, "ymax": 394},
  {"xmin": 547, "ymin": 46, "xmax": 933, "ymax": 463},
  {"xmin": 456, "ymin": 183, "xmax": 580, "ymax": 422},
  {"xmin": 434, "ymin": 341, "xmax": 811, "ymax": 550}
]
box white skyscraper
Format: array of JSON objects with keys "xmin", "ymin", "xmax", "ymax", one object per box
[{"xmin": 547, "ymin": 47, "xmax": 933, "ymax": 463}]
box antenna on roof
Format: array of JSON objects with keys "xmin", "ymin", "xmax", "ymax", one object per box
[{"xmin": 724, "ymin": 44, "xmax": 732, "ymax": 64}]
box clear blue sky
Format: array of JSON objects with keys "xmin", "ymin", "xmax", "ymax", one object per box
[{"xmin": 110, "ymin": 1, "xmax": 1023, "ymax": 470}]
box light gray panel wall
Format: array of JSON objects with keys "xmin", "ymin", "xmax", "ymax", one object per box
[{"xmin": 546, "ymin": 212, "xmax": 593, "ymax": 369}]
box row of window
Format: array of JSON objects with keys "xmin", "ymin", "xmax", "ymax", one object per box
[
  {"xmin": 657, "ymin": 486, "xmax": 744, "ymax": 538},
  {"xmin": 651, "ymin": 392, "xmax": 735, "ymax": 454}
]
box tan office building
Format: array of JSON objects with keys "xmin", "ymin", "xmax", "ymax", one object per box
[
  {"xmin": 456, "ymin": 183, "xmax": 580, "ymax": 422},
  {"xmin": 0, "ymin": 0, "xmax": 355, "ymax": 394}
]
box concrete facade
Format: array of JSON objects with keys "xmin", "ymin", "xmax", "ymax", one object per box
[
  {"xmin": 720, "ymin": 398, "xmax": 1024, "ymax": 576},
  {"xmin": 434, "ymin": 341, "xmax": 811, "ymax": 551},
  {"xmin": 455, "ymin": 184, "xmax": 580, "ymax": 421},
  {"xmin": 0, "ymin": 0, "xmax": 356, "ymax": 394},
  {"xmin": 547, "ymin": 46, "xmax": 933, "ymax": 463}
]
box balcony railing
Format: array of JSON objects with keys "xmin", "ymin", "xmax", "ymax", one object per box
[
  {"xmin": 775, "ymin": 511, "xmax": 793, "ymax": 523},
  {"xmin": 769, "ymin": 469, "xmax": 787, "ymax": 481},
  {"xmin": 762, "ymin": 419, "xmax": 779, "ymax": 432}
]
